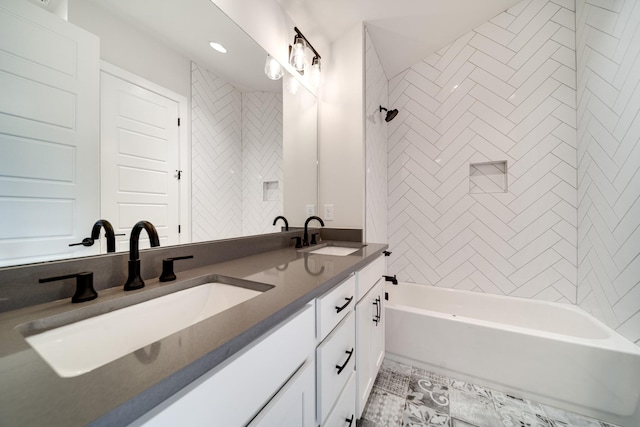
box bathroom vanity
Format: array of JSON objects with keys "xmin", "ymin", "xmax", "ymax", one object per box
[{"xmin": 0, "ymin": 238, "xmax": 387, "ymax": 426}]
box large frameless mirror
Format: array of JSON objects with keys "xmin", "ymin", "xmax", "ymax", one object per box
[{"xmin": 0, "ymin": 0, "xmax": 318, "ymax": 267}]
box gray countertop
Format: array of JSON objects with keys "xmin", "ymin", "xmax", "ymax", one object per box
[{"xmin": 0, "ymin": 241, "xmax": 387, "ymax": 426}]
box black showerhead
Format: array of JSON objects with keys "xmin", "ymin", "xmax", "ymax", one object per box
[{"xmin": 379, "ymin": 105, "xmax": 399, "ymax": 122}]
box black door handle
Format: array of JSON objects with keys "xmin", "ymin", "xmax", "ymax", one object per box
[
  {"xmin": 335, "ymin": 296, "xmax": 353, "ymax": 313},
  {"xmin": 345, "ymin": 414, "xmax": 354, "ymax": 426},
  {"xmin": 336, "ymin": 348, "xmax": 354, "ymax": 375}
]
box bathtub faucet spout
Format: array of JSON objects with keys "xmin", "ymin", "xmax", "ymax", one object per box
[{"xmin": 384, "ymin": 275, "xmax": 398, "ymax": 285}]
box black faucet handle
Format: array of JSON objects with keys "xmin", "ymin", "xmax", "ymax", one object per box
[
  {"xmin": 39, "ymin": 272, "xmax": 97, "ymax": 303},
  {"xmin": 291, "ymin": 236, "xmax": 302, "ymax": 248},
  {"xmin": 310, "ymin": 233, "xmax": 321, "ymax": 245},
  {"xmin": 159, "ymin": 255, "xmax": 194, "ymax": 282},
  {"xmin": 68, "ymin": 237, "xmax": 95, "ymax": 247},
  {"xmin": 383, "ymin": 250, "xmax": 392, "ymax": 257}
]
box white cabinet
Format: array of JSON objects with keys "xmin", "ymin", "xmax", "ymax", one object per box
[
  {"xmin": 355, "ymin": 256, "xmax": 386, "ymax": 417},
  {"xmin": 322, "ymin": 372, "xmax": 356, "ymax": 427},
  {"xmin": 248, "ymin": 360, "xmax": 315, "ymax": 427},
  {"xmin": 316, "ymin": 312, "xmax": 356, "ymax": 423},
  {"xmin": 130, "ymin": 304, "xmax": 315, "ymax": 427},
  {"xmin": 316, "ymin": 273, "xmax": 356, "ymax": 339}
]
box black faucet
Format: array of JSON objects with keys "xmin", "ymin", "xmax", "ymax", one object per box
[
  {"xmin": 91, "ymin": 219, "xmax": 117, "ymax": 253},
  {"xmin": 124, "ymin": 220, "xmax": 160, "ymax": 291},
  {"xmin": 272, "ymin": 216, "xmax": 289, "ymax": 231},
  {"xmin": 303, "ymin": 216, "xmax": 324, "ymax": 246},
  {"xmin": 69, "ymin": 219, "xmax": 119, "ymax": 253}
]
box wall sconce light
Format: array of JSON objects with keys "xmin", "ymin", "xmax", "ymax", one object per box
[
  {"xmin": 264, "ymin": 54, "xmax": 283, "ymax": 80},
  {"xmin": 289, "ymin": 27, "xmax": 321, "ymax": 82}
]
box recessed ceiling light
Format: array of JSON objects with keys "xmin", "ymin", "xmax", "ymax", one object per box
[{"xmin": 209, "ymin": 42, "xmax": 227, "ymax": 53}]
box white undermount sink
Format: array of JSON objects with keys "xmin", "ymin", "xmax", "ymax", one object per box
[
  {"xmin": 24, "ymin": 278, "xmax": 271, "ymax": 377},
  {"xmin": 308, "ymin": 246, "xmax": 360, "ymax": 256},
  {"xmin": 301, "ymin": 242, "xmax": 366, "ymax": 256}
]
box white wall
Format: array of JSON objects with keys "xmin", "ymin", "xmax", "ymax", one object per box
[
  {"xmin": 319, "ymin": 24, "xmax": 366, "ymax": 229},
  {"xmin": 68, "ymin": 0, "xmax": 191, "ymax": 98},
  {"xmin": 386, "ymin": 0, "xmax": 578, "ymax": 303},
  {"xmin": 365, "ymin": 30, "xmax": 389, "ymax": 244},
  {"xmin": 283, "ymin": 75, "xmax": 319, "ymax": 226},
  {"xmin": 576, "ymin": 0, "xmax": 640, "ymax": 345}
]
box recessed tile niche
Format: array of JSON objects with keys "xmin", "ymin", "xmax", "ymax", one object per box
[
  {"xmin": 263, "ymin": 181, "xmax": 280, "ymax": 201},
  {"xmin": 469, "ymin": 161, "xmax": 507, "ymax": 194}
]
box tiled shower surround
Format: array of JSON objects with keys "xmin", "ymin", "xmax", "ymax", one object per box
[
  {"xmin": 191, "ymin": 62, "xmax": 283, "ymax": 242},
  {"xmin": 365, "ymin": 0, "xmax": 640, "ymax": 344},
  {"xmin": 359, "ymin": 359, "xmax": 620, "ymax": 427}
]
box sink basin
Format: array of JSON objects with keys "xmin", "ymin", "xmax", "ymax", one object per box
[
  {"xmin": 23, "ymin": 277, "xmax": 271, "ymax": 377},
  {"xmin": 308, "ymin": 246, "xmax": 360, "ymax": 256},
  {"xmin": 300, "ymin": 242, "xmax": 366, "ymax": 256}
]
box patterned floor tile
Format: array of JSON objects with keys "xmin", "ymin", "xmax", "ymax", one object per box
[
  {"xmin": 357, "ymin": 418, "xmax": 383, "ymax": 427},
  {"xmin": 449, "ymin": 388, "xmax": 501, "ymax": 427},
  {"xmin": 449, "ymin": 380, "xmax": 493, "ymax": 400},
  {"xmin": 374, "ymin": 367, "xmax": 411, "ymax": 397},
  {"xmin": 361, "ymin": 360, "xmax": 617, "ymax": 427},
  {"xmin": 411, "ymin": 367, "xmax": 449, "ymax": 386},
  {"xmin": 451, "ymin": 419, "xmax": 479, "ymax": 427},
  {"xmin": 541, "ymin": 404, "xmax": 607, "ymax": 427},
  {"xmin": 403, "ymin": 401, "xmax": 450, "ymax": 427},
  {"xmin": 382, "ymin": 359, "xmax": 413, "ymax": 376},
  {"xmin": 407, "ymin": 371, "xmax": 450, "ymax": 412},
  {"xmin": 362, "ymin": 386, "xmax": 405, "ymax": 427}
]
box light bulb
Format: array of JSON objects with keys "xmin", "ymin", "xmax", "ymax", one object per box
[
  {"xmin": 289, "ymin": 37, "xmax": 306, "ymax": 72},
  {"xmin": 264, "ymin": 55, "xmax": 283, "ymax": 80}
]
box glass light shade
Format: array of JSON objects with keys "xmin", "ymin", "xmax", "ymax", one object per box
[
  {"xmin": 264, "ymin": 55, "xmax": 283, "ymax": 80},
  {"xmin": 310, "ymin": 57, "xmax": 321, "ymax": 87},
  {"xmin": 289, "ymin": 38, "xmax": 306, "ymax": 72},
  {"xmin": 285, "ymin": 74, "xmax": 300, "ymax": 95}
]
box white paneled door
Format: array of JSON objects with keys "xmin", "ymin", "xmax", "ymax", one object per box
[
  {"xmin": 0, "ymin": 0, "xmax": 100, "ymax": 266},
  {"xmin": 100, "ymin": 68, "xmax": 184, "ymax": 252}
]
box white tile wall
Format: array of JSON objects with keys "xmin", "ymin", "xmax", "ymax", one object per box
[
  {"xmin": 191, "ymin": 62, "xmax": 243, "ymax": 242},
  {"xmin": 192, "ymin": 63, "xmax": 284, "ymax": 241},
  {"xmin": 576, "ymin": 0, "xmax": 640, "ymax": 345},
  {"xmin": 241, "ymin": 91, "xmax": 283, "ymax": 236},
  {"xmin": 387, "ymin": 0, "xmax": 578, "ymax": 303},
  {"xmin": 365, "ymin": 30, "xmax": 389, "ymax": 244}
]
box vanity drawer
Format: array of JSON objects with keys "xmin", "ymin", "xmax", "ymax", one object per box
[
  {"xmin": 322, "ymin": 371, "xmax": 356, "ymax": 427},
  {"xmin": 316, "ymin": 274, "xmax": 355, "ymax": 340},
  {"xmin": 316, "ymin": 312, "xmax": 355, "ymax": 424},
  {"xmin": 356, "ymin": 255, "xmax": 385, "ymax": 301}
]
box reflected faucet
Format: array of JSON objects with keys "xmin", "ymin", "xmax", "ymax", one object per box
[
  {"xmin": 69, "ymin": 219, "xmax": 119, "ymax": 253},
  {"xmin": 303, "ymin": 215, "xmax": 324, "ymax": 246},
  {"xmin": 91, "ymin": 219, "xmax": 117, "ymax": 253},
  {"xmin": 272, "ymin": 215, "xmax": 289, "ymax": 231},
  {"xmin": 124, "ymin": 220, "xmax": 160, "ymax": 291}
]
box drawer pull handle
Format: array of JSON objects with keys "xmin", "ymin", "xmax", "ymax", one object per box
[
  {"xmin": 346, "ymin": 415, "xmax": 354, "ymax": 426},
  {"xmin": 336, "ymin": 348, "xmax": 354, "ymax": 375},
  {"xmin": 335, "ymin": 296, "xmax": 353, "ymax": 313},
  {"xmin": 373, "ymin": 297, "xmax": 381, "ymax": 325}
]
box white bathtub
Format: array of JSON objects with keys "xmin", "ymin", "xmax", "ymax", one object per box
[{"xmin": 385, "ymin": 282, "xmax": 640, "ymax": 427}]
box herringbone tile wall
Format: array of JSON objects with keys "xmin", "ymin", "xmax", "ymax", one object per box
[
  {"xmin": 241, "ymin": 91, "xmax": 284, "ymax": 236},
  {"xmin": 576, "ymin": 0, "xmax": 640, "ymax": 344},
  {"xmin": 191, "ymin": 62, "xmax": 243, "ymax": 242},
  {"xmin": 366, "ymin": 30, "xmax": 389, "ymax": 244},
  {"xmin": 387, "ymin": 0, "xmax": 578, "ymax": 303}
]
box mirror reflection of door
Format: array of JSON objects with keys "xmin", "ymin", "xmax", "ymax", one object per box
[
  {"xmin": 0, "ymin": 0, "xmax": 100, "ymax": 266},
  {"xmin": 100, "ymin": 66, "xmax": 187, "ymax": 252}
]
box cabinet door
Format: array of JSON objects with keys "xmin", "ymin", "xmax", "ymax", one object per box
[
  {"xmin": 322, "ymin": 372, "xmax": 356, "ymax": 427},
  {"xmin": 371, "ymin": 279, "xmax": 385, "ymax": 375},
  {"xmin": 248, "ymin": 360, "xmax": 315, "ymax": 427},
  {"xmin": 355, "ymin": 287, "xmax": 375, "ymax": 417}
]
